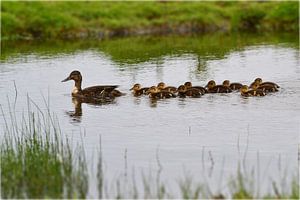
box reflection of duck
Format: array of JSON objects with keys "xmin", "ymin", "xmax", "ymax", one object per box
[
  {"xmin": 251, "ymin": 83, "xmax": 278, "ymax": 93},
  {"xmin": 130, "ymin": 83, "xmax": 149, "ymax": 96},
  {"xmin": 184, "ymin": 82, "xmax": 207, "ymax": 94},
  {"xmin": 67, "ymin": 97, "xmax": 83, "ymax": 118},
  {"xmin": 66, "ymin": 97, "xmax": 115, "ymax": 122},
  {"xmin": 177, "ymin": 85, "xmax": 203, "ymax": 98},
  {"xmin": 157, "ymin": 82, "xmax": 177, "ymax": 93},
  {"xmin": 205, "ymin": 80, "xmax": 232, "ymax": 93},
  {"xmin": 222, "ymin": 80, "xmax": 243, "ymax": 90},
  {"xmin": 62, "ymin": 70, "xmax": 124, "ymax": 99},
  {"xmin": 148, "ymin": 86, "xmax": 176, "ymax": 99},
  {"xmin": 249, "ymin": 78, "xmax": 280, "ymax": 89},
  {"xmin": 240, "ymin": 85, "xmax": 265, "ymax": 97}
]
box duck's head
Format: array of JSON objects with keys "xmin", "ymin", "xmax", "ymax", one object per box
[
  {"xmin": 254, "ymin": 78, "xmax": 262, "ymax": 84},
  {"xmin": 223, "ymin": 80, "xmax": 230, "ymax": 87},
  {"xmin": 157, "ymin": 82, "xmax": 166, "ymax": 90},
  {"xmin": 130, "ymin": 83, "xmax": 141, "ymax": 91},
  {"xmin": 148, "ymin": 86, "xmax": 158, "ymax": 94},
  {"xmin": 62, "ymin": 70, "xmax": 82, "ymax": 82},
  {"xmin": 205, "ymin": 80, "xmax": 216, "ymax": 89},
  {"xmin": 240, "ymin": 85, "xmax": 249, "ymax": 93},
  {"xmin": 184, "ymin": 82, "xmax": 192, "ymax": 88},
  {"xmin": 177, "ymin": 85, "xmax": 187, "ymax": 93}
]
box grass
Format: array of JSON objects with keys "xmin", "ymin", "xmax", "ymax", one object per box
[
  {"xmin": 0, "ymin": 97, "xmax": 298, "ymax": 198},
  {"xmin": 1, "ymin": 1, "xmax": 298, "ymax": 40},
  {"xmin": 0, "ymin": 96, "xmax": 88, "ymax": 199}
]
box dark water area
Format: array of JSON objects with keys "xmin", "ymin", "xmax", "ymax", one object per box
[{"xmin": 1, "ymin": 33, "xmax": 299, "ymax": 197}]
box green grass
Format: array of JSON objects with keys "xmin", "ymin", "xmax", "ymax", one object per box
[
  {"xmin": 0, "ymin": 97, "xmax": 88, "ymax": 199},
  {"xmin": 1, "ymin": 1, "xmax": 298, "ymax": 40}
]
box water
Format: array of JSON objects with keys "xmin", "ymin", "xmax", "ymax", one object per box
[{"xmin": 1, "ymin": 33, "xmax": 299, "ymax": 197}]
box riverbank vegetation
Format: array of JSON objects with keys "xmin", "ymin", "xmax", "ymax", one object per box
[
  {"xmin": 0, "ymin": 99, "xmax": 88, "ymax": 198},
  {"xmin": 1, "ymin": 1, "xmax": 298, "ymax": 40}
]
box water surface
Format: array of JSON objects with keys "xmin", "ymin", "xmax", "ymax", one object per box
[{"xmin": 1, "ymin": 33, "xmax": 299, "ymax": 197}]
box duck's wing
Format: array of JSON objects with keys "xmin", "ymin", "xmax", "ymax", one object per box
[{"xmin": 82, "ymin": 85, "xmax": 119, "ymax": 97}]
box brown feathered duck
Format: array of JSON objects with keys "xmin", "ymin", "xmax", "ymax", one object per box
[
  {"xmin": 205, "ymin": 80, "xmax": 232, "ymax": 93},
  {"xmin": 177, "ymin": 85, "xmax": 203, "ymax": 98},
  {"xmin": 222, "ymin": 80, "xmax": 243, "ymax": 90},
  {"xmin": 157, "ymin": 82, "xmax": 177, "ymax": 93},
  {"xmin": 184, "ymin": 82, "xmax": 207, "ymax": 94},
  {"xmin": 130, "ymin": 83, "xmax": 149, "ymax": 96},
  {"xmin": 240, "ymin": 85, "xmax": 266, "ymax": 97},
  {"xmin": 148, "ymin": 86, "xmax": 176, "ymax": 99},
  {"xmin": 249, "ymin": 77, "xmax": 280, "ymax": 89},
  {"xmin": 62, "ymin": 70, "xmax": 124, "ymax": 100}
]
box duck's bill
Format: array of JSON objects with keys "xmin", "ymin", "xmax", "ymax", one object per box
[
  {"xmin": 129, "ymin": 87, "xmax": 134, "ymax": 91},
  {"xmin": 61, "ymin": 77, "xmax": 71, "ymax": 82}
]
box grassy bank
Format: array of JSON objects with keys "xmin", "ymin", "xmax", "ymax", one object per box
[{"xmin": 1, "ymin": 1, "xmax": 298, "ymax": 40}]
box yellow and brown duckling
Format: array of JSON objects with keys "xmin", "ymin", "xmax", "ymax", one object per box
[
  {"xmin": 177, "ymin": 85, "xmax": 203, "ymax": 98},
  {"xmin": 251, "ymin": 83, "xmax": 278, "ymax": 93},
  {"xmin": 130, "ymin": 83, "xmax": 149, "ymax": 96},
  {"xmin": 148, "ymin": 86, "xmax": 176, "ymax": 99},
  {"xmin": 205, "ymin": 80, "xmax": 232, "ymax": 93},
  {"xmin": 222, "ymin": 80, "xmax": 243, "ymax": 90},
  {"xmin": 240, "ymin": 85, "xmax": 266, "ymax": 97},
  {"xmin": 157, "ymin": 82, "xmax": 177, "ymax": 93},
  {"xmin": 249, "ymin": 78, "xmax": 280, "ymax": 89},
  {"xmin": 184, "ymin": 82, "xmax": 207, "ymax": 94},
  {"xmin": 62, "ymin": 70, "xmax": 124, "ymax": 99}
]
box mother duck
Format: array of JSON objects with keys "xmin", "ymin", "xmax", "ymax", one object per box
[{"xmin": 62, "ymin": 70, "xmax": 124, "ymax": 100}]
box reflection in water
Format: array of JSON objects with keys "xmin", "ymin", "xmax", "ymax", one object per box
[{"xmin": 66, "ymin": 97, "xmax": 116, "ymax": 123}]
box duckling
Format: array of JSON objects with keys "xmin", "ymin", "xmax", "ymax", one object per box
[
  {"xmin": 222, "ymin": 80, "xmax": 243, "ymax": 90},
  {"xmin": 148, "ymin": 86, "xmax": 176, "ymax": 99},
  {"xmin": 252, "ymin": 83, "xmax": 278, "ymax": 93},
  {"xmin": 157, "ymin": 82, "xmax": 177, "ymax": 93},
  {"xmin": 177, "ymin": 85, "xmax": 202, "ymax": 98},
  {"xmin": 62, "ymin": 70, "xmax": 120, "ymax": 99},
  {"xmin": 130, "ymin": 83, "xmax": 149, "ymax": 96},
  {"xmin": 184, "ymin": 82, "xmax": 207, "ymax": 94},
  {"xmin": 205, "ymin": 80, "xmax": 232, "ymax": 93},
  {"xmin": 249, "ymin": 78, "xmax": 280, "ymax": 89},
  {"xmin": 240, "ymin": 85, "xmax": 265, "ymax": 97}
]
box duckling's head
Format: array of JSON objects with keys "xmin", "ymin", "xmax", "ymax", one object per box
[
  {"xmin": 254, "ymin": 78, "xmax": 262, "ymax": 84},
  {"xmin": 251, "ymin": 83, "xmax": 260, "ymax": 90},
  {"xmin": 240, "ymin": 85, "xmax": 249, "ymax": 93},
  {"xmin": 62, "ymin": 70, "xmax": 82, "ymax": 82},
  {"xmin": 223, "ymin": 80, "xmax": 230, "ymax": 87},
  {"xmin": 184, "ymin": 82, "xmax": 192, "ymax": 88},
  {"xmin": 157, "ymin": 82, "xmax": 166, "ymax": 90},
  {"xmin": 177, "ymin": 85, "xmax": 187, "ymax": 93},
  {"xmin": 206, "ymin": 80, "xmax": 216, "ymax": 89},
  {"xmin": 148, "ymin": 86, "xmax": 158, "ymax": 94},
  {"xmin": 130, "ymin": 83, "xmax": 141, "ymax": 91}
]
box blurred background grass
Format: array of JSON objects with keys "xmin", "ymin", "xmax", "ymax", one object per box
[{"xmin": 1, "ymin": 1, "xmax": 298, "ymax": 40}]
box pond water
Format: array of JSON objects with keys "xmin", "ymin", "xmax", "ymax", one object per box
[{"xmin": 1, "ymin": 33, "xmax": 299, "ymax": 198}]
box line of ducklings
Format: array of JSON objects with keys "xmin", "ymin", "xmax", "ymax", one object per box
[{"xmin": 130, "ymin": 78, "xmax": 280, "ymax": 99}]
